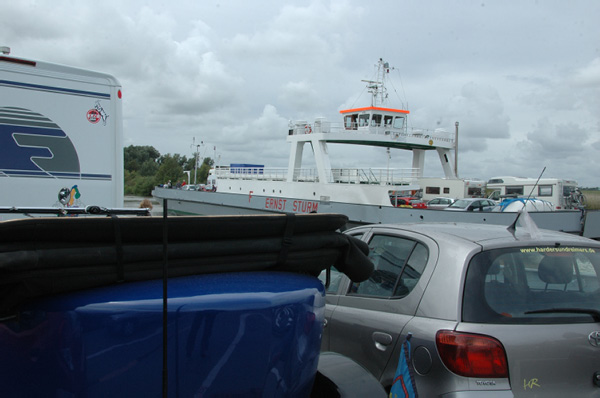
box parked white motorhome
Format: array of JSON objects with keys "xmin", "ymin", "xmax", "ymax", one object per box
[
  {"xmin": 486, "ymin": 176, "xmax": 581, "ymax": 210},
  {"xmin": 418, "ymin": 177, "xmax": 486, "ymax": 202},
  {"xmin": 0, "ymin": 48, "xmax": 123, "ymax": 219}
]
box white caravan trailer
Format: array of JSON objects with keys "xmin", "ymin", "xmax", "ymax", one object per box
[
  {"xmin": 418, "ymin": 177, "xmax": 486, "ymax": 202},
  {"xmin": 486, "ymin": 176, "xmax": 580, "ymax": 210},
  {"xmin": 0, "ymin": 48, "xmax": 123, "ymax": 219}
]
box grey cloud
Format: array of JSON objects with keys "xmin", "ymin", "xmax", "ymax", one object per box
[{"xmin": 2, "ymin": 0, "xmax": 600, "ymax": 186}]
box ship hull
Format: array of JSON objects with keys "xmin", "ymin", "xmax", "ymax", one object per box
[{"xmin": 152, "ymin": 187, "xmax": 594, "ymax": 235}]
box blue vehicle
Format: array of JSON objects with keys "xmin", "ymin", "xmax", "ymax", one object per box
[{"xmin": 0, "ymin": 213, "xmax": 385, "ymax": 397}]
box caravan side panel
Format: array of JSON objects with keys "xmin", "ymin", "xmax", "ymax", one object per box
[{"xmin": 0, "ymin": 56, "xmax": 123, "ymax": 213}]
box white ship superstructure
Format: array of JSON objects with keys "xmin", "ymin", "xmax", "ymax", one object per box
[
  {"xmin": 209, "ymin": 58, "xmax": 460, "ymax": 209},
  {"xmin": 152, "ymin": 59, "xmax": 599, "ymax": 238}
]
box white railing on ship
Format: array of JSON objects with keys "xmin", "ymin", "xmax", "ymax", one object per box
[
  {"xmin": 332, "ymin": 168, "xmax": 418, "ymax": 185},
  {"xmin": 215, "ymin": 167, "xmax": 418, "ymax": 185},
  {"xmin": 215, "ymin": 167, "xmax": 288, "ymax": 181},
  {"xmin": 290, "ymin": 122, "xmax": 455, "ymax": 144}
]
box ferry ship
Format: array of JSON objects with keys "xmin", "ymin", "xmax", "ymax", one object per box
[{"xmin": 152, "ymin": 60, "xmax": 599, "ymax": 238}]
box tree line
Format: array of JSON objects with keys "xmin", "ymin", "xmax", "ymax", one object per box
[{"xmin": 124, "ymin": 145, "xmax": 213, "ymax": 196}]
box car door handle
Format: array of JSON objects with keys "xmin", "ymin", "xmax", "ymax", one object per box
[{"xmin": 372, "ymin": 332, "xmax": 393, "ymax": 351}]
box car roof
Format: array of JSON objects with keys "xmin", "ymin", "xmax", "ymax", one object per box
[
  {"xmin": 454, "ymin": 198, "xmax": 488, "ymax": 202},
  {"xmin": 349, "ymin": 222, "xmax": 599, "ymax": 249}
]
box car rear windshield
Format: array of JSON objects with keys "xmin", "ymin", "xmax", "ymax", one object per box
[
  {"xmin": 449, "ymin": 200, "xmax": 469, "ymax": 209},
  {"xmin": 463, "ymin": 246, "xmax": 600, "ymax": 324}
]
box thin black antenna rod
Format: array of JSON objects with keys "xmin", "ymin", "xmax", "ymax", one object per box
[
  {"xmin": 507, "ymin": 167, "xmax": 546, "ymax": 233},
  {"xmin": 162, "ymin": 199, "xmax": 168, "ymax": 397},
  {"xmin": 526, "ymin": 166, "xmax": 546, "ymax": 201}
]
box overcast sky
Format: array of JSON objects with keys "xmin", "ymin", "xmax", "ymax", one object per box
[{"xmin": 2, "ymin": 0, "xmax": 599, "ymax": 187}]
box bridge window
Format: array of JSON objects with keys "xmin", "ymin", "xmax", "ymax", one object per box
[
  {"xmin": 344, "ymin": 114, "xmax": 358, "ymax": 130},
  {"xmin": 359, "ymin": 114, "xmax": 370, "ymax": 127},
  {"xmin": 371, "ymin": 114, "xmax": 382, "ymax": 127},
  {"xmin": 384, "ymin": 115, "xmax": 393, "ymax": 126},
  {"xmin": 393, "ymin": 116, "xmax": 405, "ymax": 129}
]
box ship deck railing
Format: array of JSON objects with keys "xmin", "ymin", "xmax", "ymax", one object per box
[
  {"xmin": 215, "ymin": 167, "xmax": 419, "ymax": 186},
  {"xmin": 290, "ymin": 121, "xmax": 455, "ymax": 145},
  {"xmin": 332, "ymin": 168, "xmax": 418, "ymax": 185},
  {"xmin": 216, "ymin": 167, "xmax": 288, "ymax": 182}
]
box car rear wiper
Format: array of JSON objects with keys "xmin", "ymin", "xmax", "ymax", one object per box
[{"xmin": 525, "ymin": 308, "xmax": 600, "ymax": 322}]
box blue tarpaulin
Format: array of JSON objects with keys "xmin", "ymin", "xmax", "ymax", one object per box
[{"xmin": 389, "ymin": 333, "xmax": 418, "ymax": 398}]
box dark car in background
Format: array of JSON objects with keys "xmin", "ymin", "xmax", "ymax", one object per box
[{"xmin": 319, "ymin": 221, "xmax": 600, "ymax": 396}]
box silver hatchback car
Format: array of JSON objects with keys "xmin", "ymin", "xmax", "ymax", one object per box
[
  {"xmin": 319, "ymin": 221, "xmax": 600, "ymax": 397},
  {"xmin": 426, "ymin": 197, "xmax": 456, "ymax": 209},
  {"xmin": 445, "ymin": 198, "xmax": 497, "ymax": 212}
]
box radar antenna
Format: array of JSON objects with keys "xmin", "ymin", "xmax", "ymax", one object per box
[{"xmin": 361, "ymin": 58, "xmax": 394, "ymax": 107}]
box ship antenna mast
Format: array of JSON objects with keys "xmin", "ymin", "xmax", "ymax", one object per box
[{"xmin": 361, "ymin": 58, "xmax": 393, "ymax": 107}]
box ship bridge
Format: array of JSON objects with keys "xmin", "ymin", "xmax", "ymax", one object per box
[{"xmin": 286, "ymin": 105, "xmax": 457, "ymax": 184}]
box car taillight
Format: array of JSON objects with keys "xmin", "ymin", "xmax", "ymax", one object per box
[{"xmin": 436, "ymin": 330, "xmax": 508, "ymax": 378}]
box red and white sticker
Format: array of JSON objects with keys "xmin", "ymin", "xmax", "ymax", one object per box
[{"xmin": 86, "ymin": 109, "xmax": 101, "ymax": 124}]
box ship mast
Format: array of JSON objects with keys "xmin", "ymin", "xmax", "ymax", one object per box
[{"xmin": 361, "ymin": 58, "xmax": 393, "ymax": 107}]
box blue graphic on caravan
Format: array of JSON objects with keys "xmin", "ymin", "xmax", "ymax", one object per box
[{"xmin": 0, "ymin": 107, "xmax": 109, "ymax": 180}]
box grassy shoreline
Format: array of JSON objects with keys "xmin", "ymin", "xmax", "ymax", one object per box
[{"xmin": 583, "ymin": 190, "xmax": 600, "ymax": 210}]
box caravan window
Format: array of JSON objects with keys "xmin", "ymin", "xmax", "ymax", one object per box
[
  {"xmin": 563, "ymin": 185, "xmax": 576, "ymax": 196},
  {"xmin": 506, "ymin": 186, "xmax": 524, "ymax": 196},
  {"xmin": 538, "ymin": 185, "xmax": 553, "ymax": 197},
  {"xmin": 467, "ymin": 187, "xmax": 484, "ymax": 197}
]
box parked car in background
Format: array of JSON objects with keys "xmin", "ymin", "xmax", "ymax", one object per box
[
  {"xmin": 390, "ymin": 196, "xmax": 426, "ymax": 209},
  {"xmin": 182, "ymin": 184, "xmax": 198, "ymax": 191},
  {"xmin": 409, "ymin": 199, "xmax": 427, "ymax": 209},
  {"xmin": 425, "ymin": 197, "xmax": 456, "ymax": 209},
  {"xmin": 319, "ymin": 221, "xmax": 600, "ymax": 396},
  {"xmin": 444, "ymin": 198, "xmax": 496, "ymax": 212}
]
